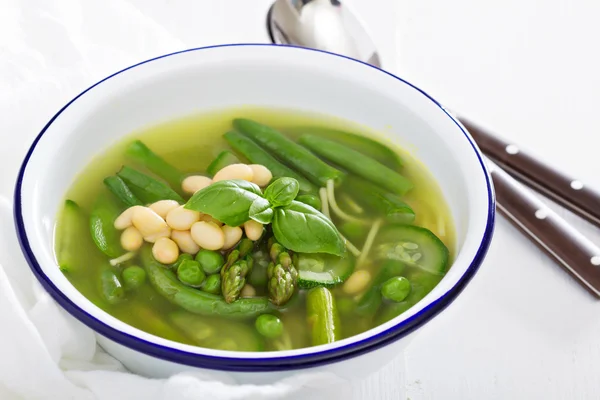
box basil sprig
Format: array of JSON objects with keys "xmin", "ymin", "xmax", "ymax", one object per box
[{"xmin": 185, "ymin": 178, "xmax": 346, "ymax": 256}]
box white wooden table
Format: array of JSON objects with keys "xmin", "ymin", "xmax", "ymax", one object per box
[{"xmin": 2, "ymin": 1, "xmax": 600, "ymax": 399}]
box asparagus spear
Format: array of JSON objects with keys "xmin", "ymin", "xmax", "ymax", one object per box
[
  {"xmin": 221, "ymin": 256, "xmax": 253, "ymax": 303},
  {"xmin": 267, "ymin": 241, "xmax": 298, "ymax": 306}
]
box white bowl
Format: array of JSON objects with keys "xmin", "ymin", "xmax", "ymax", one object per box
[{"xmin": 14, "ymin": 44, "xmax": 494, "ymax": 383}]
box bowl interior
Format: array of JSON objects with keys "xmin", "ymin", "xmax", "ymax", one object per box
[{"xmin": 17, "ymin": 44, "xmax": 492, "ymax": 360}]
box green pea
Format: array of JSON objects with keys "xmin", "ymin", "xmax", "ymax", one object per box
[
  {"xmin": 171, "ymin": 253, "xmax": 193, "ymax": 271},
  {"xmin": 255, "ymin": 314, "xmax": 283, "ymax": 339},
  {"xmin": 196, "ymin": 249, "xmax": 224, "ymax": 274},
  {"xmin": 381, "ymin": 276, "xmax": 411, "ymax": 302},
  {"xmin": 121, "ymin": 265, "xmax": 146, "ymax": 290},
  {"xmin": 201, "ymin": 273, "xmax": 221, "ymax": 295},
  {"xmin": 177, "ymin": 259, "xmax": 206, "ymax": 287}
]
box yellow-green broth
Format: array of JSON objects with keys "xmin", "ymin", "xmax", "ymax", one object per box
[{"xmin": 55, "ymin": 107, "xmax": 455, "ymax": 351}]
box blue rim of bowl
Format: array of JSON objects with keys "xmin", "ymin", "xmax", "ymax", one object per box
[{"xmin": 14, "ymin": 43, "xmax": 495, "ymax": 372}]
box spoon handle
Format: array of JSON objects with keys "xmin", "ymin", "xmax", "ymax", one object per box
[
  {"xmin": 458, "ymin": 116, "xmax": 600, "ymax": 229},
  {"xmin": 489, "ymin": 161, "xmax": 600, "ymax": 297}
]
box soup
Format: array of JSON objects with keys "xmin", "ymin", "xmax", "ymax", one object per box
[{"xmin": 55, "ymin": 107, "xmax": 454, "ymax": 352}]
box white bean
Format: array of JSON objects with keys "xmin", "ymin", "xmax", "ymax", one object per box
[
  {"xmin": 248, "ymin": 164, "xmax": 272, "ymax": 187},
  {"xmin": 166, "ymin": 206, "xmax": 200, "ymax": 230},
  {"xmin": 120, "ymin": 226, "xmax": 143, "ymax": 251},
  {"xmin": 144, "ymin": 227, "xmax": 172, "ymax": 243},
  {"xmin": 149, "ymin": 200, "xmax": 179, "ymax": 219},
  {"xmin": 221, "ymin": 225, "xmax": 243, "ymax": 250},
  {"xmin": 182, "ymin": 175, "xmax": 212, "ymax": 194},
  {"xmin": 152, "ymin": 237, "xmax": 179, "ymax": 264},
  {"xmin": 343, "ymin": 270, "xmax": 371, "ymax": 295},
  {"xmin": 240, "ymin": 284, "xmax": 256, "ymax": 298},
  {"xmin": 132, "ymin": 207, "xmax": 170, "ymax": 239},
  {"xmin": 199, "ymin": 214, "xmax": 223, "ymax": 226},
  {"xmin": 213, "ymin": 163, "xmax": 254, "ymax": 182},
  {"xmin": 243, "ymin": 220, "xmax": 264, "ymax": 241},
  {"xmin": 171, "ymin": 230, "xmax": 200, "ymax": 254},
  {"xmin": 114, "ymin": 206, "xmax": 144, "ymax": 230},
  {"xmin": 190, "ymin": 221, "xmax": 225, "ymax": 250}
]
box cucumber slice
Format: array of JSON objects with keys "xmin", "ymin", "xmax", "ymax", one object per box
[
  {"xmin": 207, "ymin": 150, "xmax": 241, "ymax": 177},
  {"xmin": 295, "ymin": 253, "xmax": 355, "ymax": 289},
  {"xmin": 374, "ymin": 224, "xmax": 449, "ymax": 274}
]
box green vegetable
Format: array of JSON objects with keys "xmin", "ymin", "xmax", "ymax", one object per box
[
  {"xmin": 295, "ymin": 253, "xmax": 355, "ymax": 289},
  {"xmin": 121, "ymin": 265, "xmax": 146, "ymax": 290},
  {"xmin": 142, "ymin": 246, "xmax": 271, "ymax": 318},
  {"xmin": 248, "ymin": 197, "xmax": 273, "ymax": 224},
  {"xmin": 56, "ymin": 200, "xmax": 88, "ymax": 273},
  {"xmin": 342, "ymin": 176, "xmax": 415, "ymax": 224},
  {"xmin": 267, "ymin": 241, "xmax": 298, "ymax": 306},
  {"xmin": 177, "ymin": 259, "xmax": 206, "ymax": 287},
  {"xmin": 255, "ymin": 314, "xmax": 284, "ymax": 339},
  {"xmin": 299, "ymin": 135, "xmax": 413, "ymax": 195},
  {"xmin": 117, "ymin": 166, "xmax": 184, "ymax": 203},
  {"xmin": 100, "ymin": 266, "xmax": 125, "ymax": 304},
  {"xmin": 286, "ymin": 126, "xmax": 403, "ymax": 170},
  {"xmin": 201, "ymin": 273, "xmax": 221, "ymax": 295},
  {"xmin": 170, "ymin": 311, "xmax": 264, "ymax": 351},
  {"xmin": 247, "ymin": 249, "xmax": 270, "ymax": 289},
  {"xmin": 355, "ymin": 259, "xmax": 405, "ymax": 317},
  {"xmin": 339, "ymin": 220, "xmax": 368, "ymax": 244},
  {"xmin": 221, "ymin": 256, "xmax": 253, "ymax": 303},
  {"xmin": 170, "ymin": 253, "xmax": 193, "ymax": 271},
  {"xmin": 264, "ymin": 177, "xmax": 299, "ymax": 208},
  {"xmin": 234, "ymin": 119, "xmax": 344, "ymax": 187},
  {"xmin": 207, "ymin": 150, "xmax": 241, "ymax": 177},
  {"xmin": 236, "ymin": 238, "xmax": 255, "ymax": 257},
  {"xmin": 195, "ymin": 250, "xmax": 224, "ymax": 275},
  {"xmin": 90, "ymin": 192, "xmax": 123, "ymax": 258},
  {"xmin": 184, "ymin": 179, "xmax": 269, "ymax": 227},
  {"xmin": 381, "ymin": 276, "xmax": 411, "ymax": 302},
  {"xmin": 295, "ymin": 194, "xmax": 321, "ymax": 210},
  {"xmin": 272, "ymin": 200, "xmax": 346, "ymax": 256},
  {"xmin": 374, "ymin": 224, "xmax": 449, "ymax": 274},
  {"xmin": 103, "ymin": 176, "xmax": 142, "ymax": 207},
  {"xmin": 375, "ymin": 282, "xmax": 430, "ymax": 325},
  {"xmin": 125, "ymin": 140, "xmax": 185, "ymax": 190},
  {"xmin": 224, "ymin": 130, "xmax": 317, "ymax": 194},
  {"xmin": 306, "ymin": 287, "xmax": 340, "ymax": 346}
]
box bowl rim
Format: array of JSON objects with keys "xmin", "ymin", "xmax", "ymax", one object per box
[{"xmin": 13, "ymin": 43, "xmax": 495, "ymax": 372}]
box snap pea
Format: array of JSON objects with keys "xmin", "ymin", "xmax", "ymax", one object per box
[
  {"xmin": 299, "ymin": 135, "xmax": 413, "ymax": 195},
  {"xmin": 141, "ymin": 246, "xmax": 271, "ymax": 319},
  {"xmin": 342, "ymin": 176, "xmax": 415, "ymax": 224},
  {"xmin": 103, "ymin": 176, "xmax": 143, "ymax": 207},
  {"xmin": 355, "ymin": 259, "xmax": 405, "ymax": 317},
  {"xmin": 224, "ymin": 130, "xmax": 317, "ymax": 194},
  {"xmin": 56, "ymin": 200, "xmax": 88, "ymax": 273},
  {"xmin": 117, "ymin": 166, "xmax": 184, "ymax": 203},
  {"xmin": 99, "ymin": 266, "xmax": 125, "ymax": 304},
  {"xmin": 125, "ymin": 140, "xmax": 185, "ymax": 190},
  {"xmin": 90, "ymin": 192, "xmax": 123, "ymax": 258},
  {"xmin": 233, "ymin": 119, "xmax": 344, "ymax": 187},
  {"xmin": 295, "ymin": 194, "xmax": 321, "ymax": 210},
  {"xmin": 121, "ymin": 265, "xmax": 146, "ymax": 290},
  {"xmin": 306, "ymin": 287, "xmax": 340, "ymax": 346},
  {"xmin": 207, "ymin": 150, "xmax": 241, "ymax": 177}
]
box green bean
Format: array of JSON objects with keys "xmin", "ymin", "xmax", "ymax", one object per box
[
  {"xmin": 100, "ymin": 266, "xmax": 125, "ymax": 304},
  {"xmin": 207, "ymin": 150, "xmax": 241, "ymax": 177},
  {"xmin": 195, "ymin": 250, "xmax": 224, "ymax": 274},
  {"xmin": 201, "ymin": 274, "xmax": 221, "ymax": 295},
  {"xmin": 177, "ymin": 259, "xmax": 206, "ymax": 287},
  {"xmin": 306, "ymin": 287, "xmax": 340, "ymax": 346},
  {"xmin": 125, "ymin": 140, "xmax": 185, "ymax": 190},
  {"xmin": 103, "ymin": 176, "xmax": 143, "ymax": 207},
  {"xmin": 342, "ymin": 176, "xmax": 415, "ymax": 223},
  {"xmin": 121, "ymin": 265, "xmax": 146, "ymax": 290},
  {"xmin": 233, "ymin": 119, "xmax": 344, "ymax": 187},
  {"xmin": 56, "ymin": 200, "xmax": 88, "ymax": 274},
  {"xmin": 255, "ymin": 314, "xmax": 284, "ymax": 339},
  {"xmin": 381, "ymin": 276, "xmax": 411, "ymax": 302},
  {"xmin": 224, "ymin": 130, "xmax": 317, "ymax": 194},
  {"xmin": 117, "ymin": 166, "xmax": 184, "ymax": 203},
  {"xmin": 299, "ymin": 135, "xmax": 413, "ymax": 195},
  {"xmin": 141, "ymin": 246, "xmax": 271, "ymax": 318},
  {"xmin": 90, "ymin": 192, "xmax": 123, "ymax": 258},
  {"xmin": 295, "ymin": 194, "xmax": 322, "ymax": 210},
  {"xmin": 355, "ymin": 259, "xmax": 405, "ymax": 317}
]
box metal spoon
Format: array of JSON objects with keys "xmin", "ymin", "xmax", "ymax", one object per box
[{"xmin": 266, "ymin": 0, "xmax": 600, "ymax": 297}]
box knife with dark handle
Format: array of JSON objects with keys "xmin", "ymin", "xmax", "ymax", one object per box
[
  {"xmin": 458, "ymin": 116, "xmax": 600, "ymax": 229},
  {"xmin": 489, "ymin": 160, "xmax": 600, "ymax": 297}
]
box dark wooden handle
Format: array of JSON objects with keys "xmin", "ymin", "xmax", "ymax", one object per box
[
  {"xmin": 490, "ymin": 162, "xmax": 600, "ymax": 297},
  {"xmin": 458, "ymin": 116, "xmax": 600, "ymax": 229}
]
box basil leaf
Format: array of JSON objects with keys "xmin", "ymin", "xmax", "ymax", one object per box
[
  {"xmin": 249, "ymin": 197, "xmax": 273, "ymax": 224},
  {"xmin": 184, "ymin": 179, "xmax": 263, "ymax": 226},
  {"xmin": 272, "ymin": 200, "xmax": 346, "ymax": 256},
  {"xmin": 263, "ymin": 177, "xmax": 299, "ymax": 208}
]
